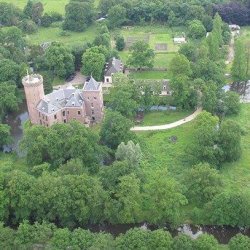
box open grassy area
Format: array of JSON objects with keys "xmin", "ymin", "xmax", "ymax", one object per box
[
  {"xmin": 141, "ymin": 110, "xmax": 192, "ymax": 126},
  {"xmin": 138, "ymin": 104, "xmax": 250, "ymax": 190},
  {"xmin": 26, "ymin": 23, "xmax": 98, "ymax": 46},
  {"xmin": 1, "ymin": 0, "xmax": 100, "ymax": 14},
  {"xmin": 129, "ymin": 71, "xmax": 169, "ymax": 80}
]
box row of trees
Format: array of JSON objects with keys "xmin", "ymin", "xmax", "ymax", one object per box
[{"xmin": 1, "ymin": 221, "xmax": 249, "ymax": 249}]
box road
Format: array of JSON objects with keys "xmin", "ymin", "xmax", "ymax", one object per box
[{"xmin": 131, "ymin": 108, "xmax": 202, "ymax": 132}]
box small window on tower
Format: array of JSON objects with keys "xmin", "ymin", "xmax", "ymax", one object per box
[
  {"xmin": 62, "ymin": 111, "xmax": 65, "ymax": 116},
  {"xmin": 54, "ymin": 114, "xmax": 57, "ymax": 119},
  {"xmin": 94, "ymin": 97, "xmax": 97, "ymax": 100},
  {"xmin": 78, "ymin": 111, "xmax": 81, "ymax": 115}
]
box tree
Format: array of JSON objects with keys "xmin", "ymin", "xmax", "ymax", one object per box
[
  {"xmin": 31, "ymin": 2, "xmax": 44, "ymax": 25},
  {"xmin": 222, "ymin": 91, "xmax": 241, "ymax": 116},
  {"xmin": 188, "ymin": 20, "xmax": 206, "ymax": 39},
  {"xmin": 213, "ymin": 13, "xmax": 223, "ymax": 47},
  {"xmin": 183, "ymin": 163, "xmax": 222, "ymax": 206},
  {"xmin": 173, "ymin": 234, "xmax": 194, "ymax": 250},
  {"xmin": 50, "ymin": 228, "xmax": 71, "ymax": 250},
  {"xmin": 231, "ymin": 40, "xmax": 247, "ymax": 83},
  {"xmin": 0, "ymin": 223, "xmax": 15, "ymax": 249},
  {"xmin": 0, "ymin": 59, "xmax": 20, "ymax": 83},
  {"xmin": 148, "ymin": 230, "xmax": 173, "ymax": 250},
  {"xmin": 45, "ymin": 43, "xmax": 75, "ymax": 78},
  {"xmin": 194, "ymin": 234, "xmax": 219, "ymax": 250},
  {"xmin": 81, "ymin": 47, "xmax": 106, "ymax": 81},
  {"xmin": 0, "ymin": 124, "xmax": 12, "ymax": 149},
  {"xmin": 108, "ymin": 5, "xmax": 127, "ymax": 29},
  {"xmin": 63, "ymin": 0, "xmax": 94, "ymax": 32},
  {"xmin": 115, "ymin": 228, "xmax": 150, "ymax": 250},
  {"xmin": 169, "ymin": 54, "xmax": 192, "ymax": 78},
  {"xmin": 116, "ymin": 35, "xmax": 125, "ymax": 51},
  {"xmin": 105, "ymin": 174, "xmax": 142, "ymax": 223},
  {"xmin": 115, "ymin": 141, "xmax": 142, "ymax": 167},
  {"xmin": 108, "ymin": 77, "xmax": 139, "ymax": 117},
  {"xmin": 23, "ymin": 0, "xmax": 33, "ymax": 19},
  {"xmin": 228, "ymin": 234, "xmax": 250, "ymax": 250},
  {"xmin": 179, "ymin": 42, "xmax": 198, "ymax": 62},
  {"xmin": 190, "ymin": 111, "xmax": 219, "ymax": 165},
  {"xmin": 206, "ymin": 192, "xmax": 250, "ymax": 226},
  {"xmin": 218, "ymin": 120, "xmax": 241, "ymax": 163},
  {"xmin": 93, "ymin": 33, "xmax": 111, "ymax": 49},
  {"xmin": 19, "ymin": 19, "xmax": 38, "ymax": 34},
  {"xmin": 0, "ymin": 82, "xmax": 19, "ymax": 117},
  {"xmin": 143, "ymin": 170, "xmax": 187, "ymax": 226},
  {"xmin": 41, "ymin": 13, "xmax": 53, "ymax": 27},
  {"xmin": 127, "ymin": 41, "xmax": 154, "ymax": 70},
  {"xmin": 100, "ymin": 110, "xmax": 134, "ymax": 149},
  {"xmin": 0, "ymin": 2, "xmax": 21, "ymax": 26},
  {"xmin": 201, "ymin": 81, "xmax": 218, "ymax": 113}
]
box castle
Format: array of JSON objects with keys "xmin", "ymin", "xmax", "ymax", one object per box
[{"xmin": 22, "ymin": 74, "xmax": 104, "ymax": 127}]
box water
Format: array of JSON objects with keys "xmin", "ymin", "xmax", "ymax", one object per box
[
  {"xmin": 3, "ymin": 102, "xmax": 29, "ymax": 154},
  {"xmin": 88, "ymin": 223, "xmax": 250, "ymax": 244}
]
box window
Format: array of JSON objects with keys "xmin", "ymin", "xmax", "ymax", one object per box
[
  {"xmin": 94, "ymin": 97, "xmax": 97, "ymax": 100},
  {"xmin": 62, "ymin": 111, "xmax": 65, "ymax": 116},
  {"xmin": 78, "ymin": 111, "xmax": 81, "ymax": 115},
  {"xmin": 54, "ymin": 114, "xmax": 57, "ymax": 119},
  {"xmin": 64, "ymin": 119, "xmax": 67, "ymax": 123},
  {"xmin": 92, "ymin": 116, "xmax": 95, "ymax": 121},
  {"xmin": 42, "ymin": 115, "xmax": 44, "ymax": 119},
  {"xmin": 92, "ymin": 110, "xmax": 95, "ymax": 115},
  {"xmin": 106, "ymin": 78, "xmax": 109, "ymax": 83},
  {"xmin": 46, "ymin": 116, "xmax": 48, "ymax": 121},
  {"xmin": 91, "ymin": 103, "xmax": 94, "ymax": 108}
]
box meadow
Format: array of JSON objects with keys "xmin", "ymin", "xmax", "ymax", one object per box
[
  {"xmin": 138, "ymin": 104, "xmax": 250, "ymax": 196},
  {"xmin": 0, "ymin": 0, "xmax": 100, "ymax": 14}
]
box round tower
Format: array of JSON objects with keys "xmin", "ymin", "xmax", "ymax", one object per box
[{"xmin": 22, "ymin": 74, "xmax": 45, "ymax": 125}]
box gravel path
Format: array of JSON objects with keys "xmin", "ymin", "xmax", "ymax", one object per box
[{"xmin": 131, "ymin": 108, "xmax": 202, "ymax": 132}]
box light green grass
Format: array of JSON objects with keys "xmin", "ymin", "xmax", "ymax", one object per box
[
  {"xmin": 141, "ymin": 110, "xmax": 192, "ymax": 126},
  {"xmin": 1, "ymin": 0, "xmax": 69, "ymax": 14},
  {"xmin": 129, "ymin": 71, "xmax": 169, "ymax": 80},
  {"xmin": 26, "ymin": 24, "xmax": 98, "ymax": 46},
  {"xmin": 119, "ymin": 25, "xmax": 180, "ymax": 53},
  {"xmin": 2, "ymin": 0, "xmax": 100, "ymax": 14}
]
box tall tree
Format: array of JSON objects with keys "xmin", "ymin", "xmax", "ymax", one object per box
[
  {"xmin": 108, "ymin": 5, "xmax": 127, "ymax": 29},
  {"xmin": 127, "ymin": 41, "xmax": 154, "ymax": 70}
]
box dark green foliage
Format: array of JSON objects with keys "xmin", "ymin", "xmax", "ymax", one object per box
[
  {"xmin": 0, "ymin": 2, "xmax": 21, "ymax": 26},
  {"xmin": 173, "ymin": 234, "xmax": 194, "ymax": 250},
  {"xmin": 31, "ymin": 2, "xmax": 44, "ymax": 25},
  {"xmin": 108, "ymin": 5, "xmax": 127, "ymax": 29},
  {"xmin": 100, "ymin": 110, "xmax": 134, "ymax": 149},
  {"xmin": 41, "ymin": 13, "xmax": 53, "ymax": 27},
  {"xmin": 218, "ymin": 120, "xmax": 242, "ymax": 163},
  {"xmin": 127, "ymin": 41, "xmax": 154, "ymax": 70},
  {"xmin": 23, "ymin": 0, "xmax": 33, "ymax": 19},
  {"xmin": 194, "ymin": 234, "xmax": 219, "ymax": 250},
  {"xmin": 21, "ymin": 121, "xmax": 103, "ymax": 172},
  {"xmin": 116, "ymin": 35, "xmax": 125, "ymax": 51},
  {"xmin": 0, "ymin": 124, "xmax": 12, "ymax": 149},
  {"xmin": 183, "ymin": 163, "xmax": 222, "ymax": 206},
  {"xmin": 206, "ymin": 192, "xmax": 250, "ymax": 226},
  {"xmin": 45, "ymin": 42, "xmax": 75, "ymax": 78},
  {"xmin": 19, "ymin": 19, "xmax": 38, "ymax": 34},
  {"xmin": 188, "ymin": 20, "xmax": 206, "ymax": 39},
  {"xmin": 0, "ymin": 59, "xmax": 20, "ymax": 84},
  {"xmin": 63, "ymin": 1, "xmax": 94, "ymax": 32}
]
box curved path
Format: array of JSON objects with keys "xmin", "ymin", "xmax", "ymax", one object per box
[{"xmin": 131, "ymin": 108, "xmax": 202, "ymax": 132}]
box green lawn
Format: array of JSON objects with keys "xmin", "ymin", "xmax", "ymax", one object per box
[
  {"xmin": 129, "ymin": 71, "xmax": 169, "ymax": 80},
  {"xmin": 26, "ymin": 23, "xmax": 98, "ymax": 46},
  {"xmin": 2, "ymin": 0, "xmax": 100, "ymax": 14},
  {"xmin": 141, "ymin": 110, "xmax": 193, "ymax": 126}
]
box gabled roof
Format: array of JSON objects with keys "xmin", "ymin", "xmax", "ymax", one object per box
[
  {"xmin": 36, "ymin": 88, "xmax": 84, "ymax": 114},
  {"xmin": 83, "ymin": 76, "xmax": 100, "ymax": 91},
  {"xmin": 104, "ymin": 57, "xmax": 123, "ymax": 77}
]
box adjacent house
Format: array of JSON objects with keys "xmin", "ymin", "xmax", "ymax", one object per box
[
  {"xmin": 22, "ymin": 74, "xmax": 104, "ymax": 127},
  {"xmin": 104, "ymin": 57, "xmax": 124, "ymax": 85}
]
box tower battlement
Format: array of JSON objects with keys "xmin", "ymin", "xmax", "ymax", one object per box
[{"xmin": 22, "ymin": 74, "xmax": 43, "ymax": 87}]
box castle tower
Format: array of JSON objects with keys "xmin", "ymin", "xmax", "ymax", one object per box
[
  {"xmin": 82, "ymin": 77, "xmax": 104, "ymax": 123},
  {"xmin": 22, "ymin": 74, "xmax": 45, "ymax": 125}
]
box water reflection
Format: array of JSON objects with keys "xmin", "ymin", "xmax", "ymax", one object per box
[{"xmin": 3, "ymin": 102, "xmax": 29, "ymax": 154}]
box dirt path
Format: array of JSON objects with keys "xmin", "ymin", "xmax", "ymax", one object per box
[
  {"xmin": 131, "ymin": 108, "xmax": 202, "ymax": 132},
  {"xmin": 225, "ymin": 31, "xmax": 236, "ymax": 65},
  {"xmin": 53, "ymin": 72, "xmax": 85, "ymax": 90}
]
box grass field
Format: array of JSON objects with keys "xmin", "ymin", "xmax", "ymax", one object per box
[
  {"xmin": 138, "ymin": 104, "xmax": 250, "ymax": 191},
  {"xmin": 26, "ymin": 23, "xmax": 97, "ymax": 45},
  {"xmin": 141, "ymin": 110, "xmax": 192, "ymax": 126},
  {"xmin": 1, "ymin": 0, "xmax": 100, "ymax": 14}
]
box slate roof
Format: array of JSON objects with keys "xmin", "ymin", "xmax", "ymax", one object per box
[
  {"xmin": 104, "ymin": 57, "xmax": 123, "ymax": 77},
  {"xmin": 83, "ymin": 76, "xmax": 100, "ymax": 91},
  {"xmin": 37, "ymin": 86, "xmax": 84, "ymax": 114}
]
